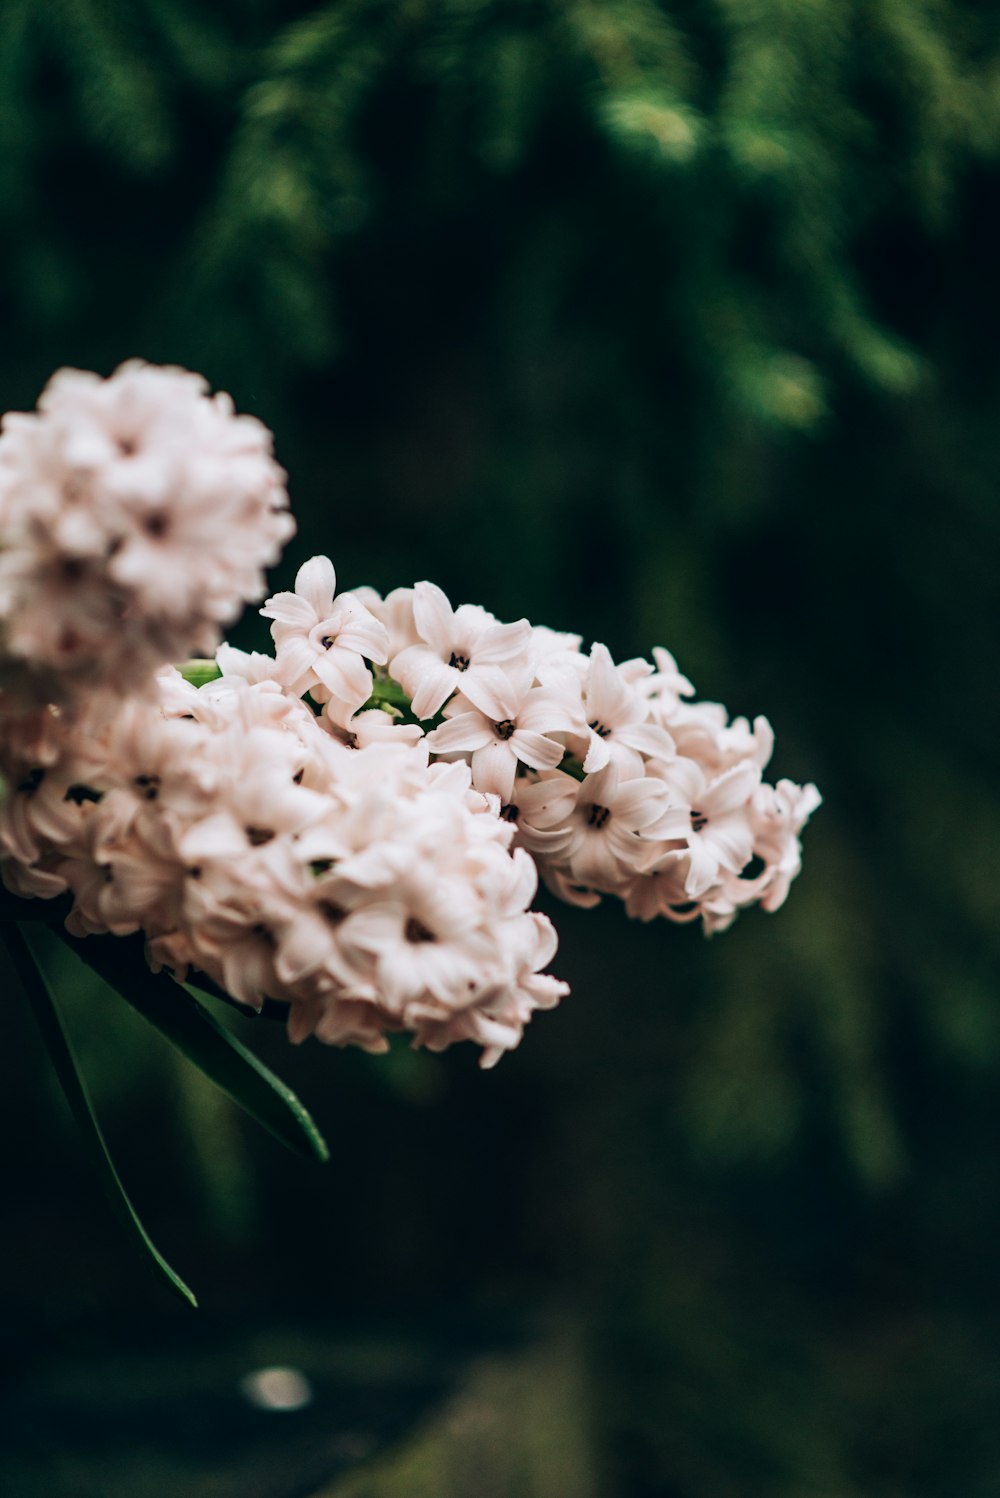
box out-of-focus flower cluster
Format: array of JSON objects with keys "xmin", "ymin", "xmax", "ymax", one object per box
[
  {"xmin": 0, "ymin": 362, "xmax": 819, "ymax": 1068},
  {"xmin": 0, "ymin": 361, "xmax": 292, "ymax": 703}
]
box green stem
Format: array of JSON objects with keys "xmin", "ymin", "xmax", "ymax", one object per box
[
  {"xmin": 7, "ymin": 924, "xmax": 198, "ymax": 1307},
  {"xmin": 558, "ymin": 754, "xmax": 587, "ymax": 782}
]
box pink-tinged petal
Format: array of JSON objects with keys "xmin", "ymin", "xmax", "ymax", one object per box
[
  {"xmin": 614, "ymin": 777, "xmax": 668, "ymax": 824},
  {"xmin": 645, "ymin": 805, "xmax": 692, "ymax": 842},
  {"xmin": 704, "ymin": 762, "xmax": 760, "ymax": 816},
  {"xmin": 607, "ymin": 822, "xmax": 650, "ymax": 865},
  {"xmin": 510, "ymin": 729, "xmax": 564, "ymax": 773},
  {"xmin": 651, "ymin": 755, "xmax": 705, "ymax": 805},
  {"xmin": 412, "ymin": 580, "xmax": 455, "ymax": 653},
  {"xmin": 274, "ymin": 913, "xmax": 335, "ymax": 985},
  {"xmin": 541, "ymin": 864, "xmax": 602, "ymax": 908},
  {"xmin": 295, "ymin": 555, "xmax": 337, "ymax": 616},
  {"xmin": 509, "ymin": 848, "xmax": 541, "ymax": 909},
  {"xmin": 273, "ymin": 634, "xmax": 318, "ymax": 688},
  {"xmin": 585, "ymin": 642, "xmax": 630, "ymax": 724},
  {"xmin": 582, "ymin": 730, "xmax": 612, "ymax": 774},
  {"xmin": 684, "ymin": 837, "xmax": 719, "ymax": 897},
  {"xmin": 582, "ymin": 763, "xmax": 619, "ymax": 802},
  {"xmin": 425, "ymin": 713, "xmax": 493, "ymax": 754},
  {"xmin": 260, "ymin": 590, "xmax": 316, "ymax": 628},
  {"xmin": 760, "ymin": 875, "xmax": 792, "ymax": 913},
  {"xmin": 340, "ymin": 903, "xmax": 407, "ymax": 955},
  {"xmin": 458, "ymin": 666, "xmax": 519, "ymax": 720},
  {"xmin": 470, "ymin": 740, "xmax": 517, "ymax": 802},
  {"xmin": 517, "ymin": 691, "xmax": 580, "ymax": 735},
  {"xmin": 616, "ymin": 721, "xmax": 676, "ymax": 759},
  {"xmin": 706, "ymin": 814, "xmax": 754, "ymax": 873},
  {"xmin": 475, "ymin": 617, "xmax": 532, "ymax": 666},
  {"xmin": 515, "ymin": 821, "xmax": 574, "ymax": 856},
  {"xmin": 312, "ymin": 647, "xmax": 373, "ymax": 709},
  {"xmin": 178, "ymin": 812, "xmax": 247, "ymax": 860},
  {"xmin": 391, "ymin": 644, "xmax": 457, "ymax": 719},
  {"xmin": 516, "ymin": 774, "xmax": 579, "ymax": 828},
  {"xmin": 605, "ymin": 742, "xmax": 645, "ymax": 780},
  {"xmin": 751, "ymin": 715, "xmax": 775, "ymax": 770},
  {"xmin": 328, "ymin": 594, "xmax": 390, "ymax": 663},
  {"xmin": 572, "ymin": 833, "xmax": 625, "ymax": 889}
]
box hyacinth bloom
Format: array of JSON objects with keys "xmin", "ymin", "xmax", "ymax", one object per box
[
  {"xmin": 425, "ymin": 665, "xmax": 580, "ymax": 801},
  {"xmin": 261, "ymin": 555, "xmax": 389, "ymax": 715},
  {"xmin": 0, "ymin": 361, "xmax": 293, "ymax": 699},
  {"xmin": 0, "ymin": 361, "xmax": 820, "ymax": 1076},
  {"xmin": 389, "ymin": 581, "xmax": 533, "ymax": 720},
  {"xmin": 580, "ymin": 643, "xmax": 675, "ymax": 774},
  {"xmin": 552, "ymin": 762, "xmax": 669, "ymax": 891}
]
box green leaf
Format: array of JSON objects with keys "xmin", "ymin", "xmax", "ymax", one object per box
[
  {"xmin": 50, "ymin": 927, "xmax": 329, "ymax": 1166},
  {"xmin": 6, "ymin": 924, "xmax": 197, "ymax": 1307},
  {"xmin": 177, "ymin": 658, "xmax": 222, "ymax": 687}
]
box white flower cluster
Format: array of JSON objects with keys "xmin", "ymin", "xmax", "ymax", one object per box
[
  {"xmin": 261, "ymin": 568, "xmax": 821, "ymax": 936},
  {"xmin": 0, "ymin": 361, "xmax": 819, "ymax": 1069},
  {"xmin": 0, "ymin": 361, "xmax": 293, "ymax": 702},
  {"xmin": 0, "ymin": 671, "xmax": 563, "ymax": 1067}
]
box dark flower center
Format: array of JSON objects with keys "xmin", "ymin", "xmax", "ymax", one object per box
[
  {"xmin": 588, "ymin": 719, "xmax": 611, "ymax": 738},
  {"xmin": 448, "ymin": 651, "xmax": 471, "ymax": 671},
  {"xmin": 494, "ymin": 718, "xmax": 516, "ymax": 740},
  {"xmin": 64, "ymin": 783, "xmax": 102, "ymax": 806},
  {"xmin": 405, "ymin": 917, "xmax": 436, "ymax": 943},
  {"xmin": 690, "ymin": 809, "xmax": 708, "ymax": 833},
  {"xmin": 245, "ymin": 826, "xmax": 275, "ymax": 846},
  {"xmin": 587, "ymin": 803, "xmax": 611, "ymax": 830},
  {"xmin": 142, "ymin": 511, "xmax": 168, "ymax": 538}
]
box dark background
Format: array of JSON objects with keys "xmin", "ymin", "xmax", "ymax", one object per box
[{"xmin": 1, "ymin": 2, "xmax": 998, "ymax": 1493}]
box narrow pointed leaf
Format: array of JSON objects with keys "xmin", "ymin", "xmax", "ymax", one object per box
[
  {"xmin": 7, "ymin": 924, "xmax": 197, "ymax": 1307},
  {"xmin": 50, "ymin": 926, "xmax": 329, "ymax": 1165}
]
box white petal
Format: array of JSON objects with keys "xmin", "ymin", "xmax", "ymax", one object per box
[
  {"xmin": 459, "ymin": 666, "xmax": 519, "ymax": 720},
  {"xmin": 391, "ymin": 645, "xmax": 457, "ymax": 719},
  {"xmin": 585, "ymin": 642, "xmax": 630, "ymax": 725},
  {"xmin": 705, "ymin": 763, "xmax": 760, "ymax": 816},
  {"xmin": 295, "ymin": 555, "xmax": 337, "ymax": 615},
  {"xmin": 475, "ymin": 618, "xmax": 532, "ymax": 666},
  {"xmin": 510, "ymin": 729, "xmax": 564, "ymax": 772},
  {"xmin": 425, "ymin": 712, "xmax": 493, "ymax": 753},
  {"xmin": 260, "ymin": 590, "xmax": 316, "ymax": 628},
  {"xmin": 582, "ymin": 731, "xmax": 611, "ymax": 774},
  {"xmin": 328, "ymin": 594, "xmax": 390, "ymax": 664},
  {"xmin": 312, "ymin": 647, "xmax": 373, "ymax": 710},
  {"xmin": 470, "ymin": 740, "xmax": 517, "ymax": 801},
  {"xmin": 616, "ymin": 721, "xmax": 676, "ymax": 759},
  {"xmin": 412, "ymin": 580, "xmax": 455, "ymax": 653}
]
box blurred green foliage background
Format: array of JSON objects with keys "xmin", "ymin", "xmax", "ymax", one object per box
[{"xmin": 1, "ymin": 1, "xmax": 999, "ymax": 1494}]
